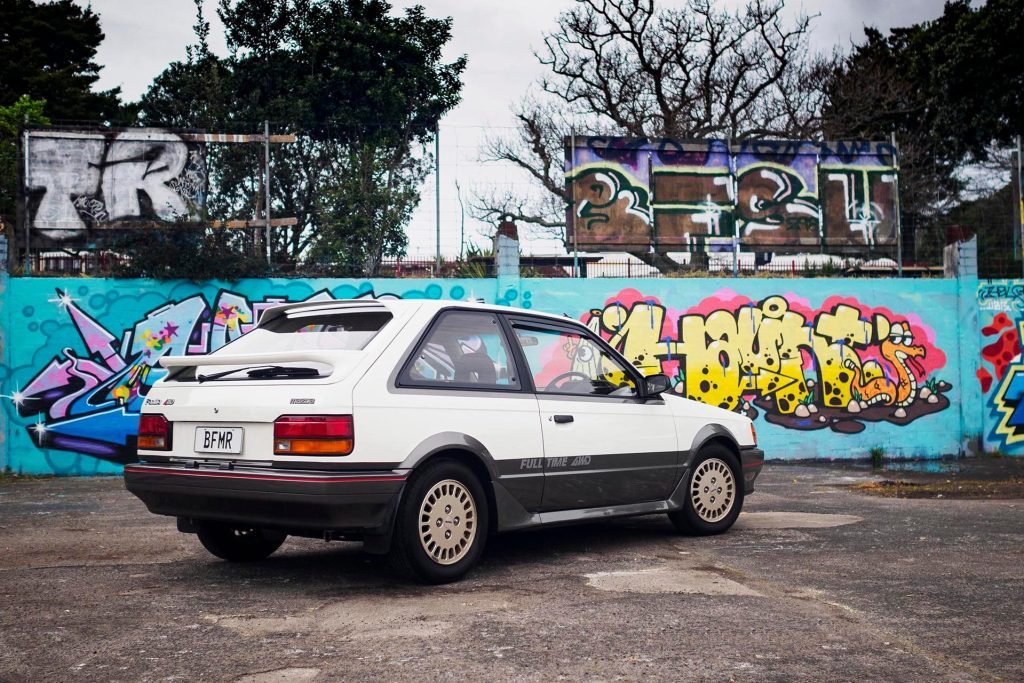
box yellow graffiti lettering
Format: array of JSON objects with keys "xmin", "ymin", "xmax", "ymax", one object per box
[
  {"xmin": 588, "ymin": 294, "xmax": 941, "ymax": 426},
  {"xmin": 596, "ymin": 302, "xmax": 678, "ymax": 376}
]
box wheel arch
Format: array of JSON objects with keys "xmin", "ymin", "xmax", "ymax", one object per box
[
  {"xmin": 686, "ymin": 424, "xmax": 741, "ymax": 467},
  {"xmin": 398, "ymin": 433, "xmax": 499, "ymax": 536}
]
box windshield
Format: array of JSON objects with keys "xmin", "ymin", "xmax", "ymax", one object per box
[{"xmin": 211, "ymin": 309, "xmax": 393, "ymax": 356}]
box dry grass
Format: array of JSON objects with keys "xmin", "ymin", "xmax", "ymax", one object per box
[{"xmin": 852, "ymin": 478, "xmax": 1024, "ymax": 499}]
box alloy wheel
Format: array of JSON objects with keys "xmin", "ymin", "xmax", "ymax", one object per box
[{"xmin": 418, "ymin": 479, "xmax": 478, "ymax": 565}]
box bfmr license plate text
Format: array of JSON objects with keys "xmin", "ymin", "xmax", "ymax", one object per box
[{"xmin": 194, "ymin": 427, "xmax": 243, "ymax": 454}]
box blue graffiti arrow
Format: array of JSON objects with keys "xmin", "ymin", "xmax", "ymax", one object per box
[{"xmin": 1001, "ymin": 371, "xmax": 1024, "ymax": 430}]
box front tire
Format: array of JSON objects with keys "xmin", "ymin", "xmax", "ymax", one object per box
[
  {"xmin": 669, "ymin": 444, "xmax": 743, "ymax": 535},
  {"xmin": 195, "ymin": 522, "xmax": 286, "ymax": 562},
  {"xmin": 390, "ymin": 459, "xmax": 489, "ymax": 584}
]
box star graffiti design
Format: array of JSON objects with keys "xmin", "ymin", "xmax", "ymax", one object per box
[
  {"xmin": 0, "ymin": 384, "xmax": 26, "ymax": 407},
  {"xmin": 30, "ymin": 418, "xmax": 48, "ymax": 444},
  {"xmin": 47, "ymin": 288, "xmax": 79, "ymax": 310},
  {"xmin": 162, "ymin": 322, "xmax": 180, "ymax": 338}
]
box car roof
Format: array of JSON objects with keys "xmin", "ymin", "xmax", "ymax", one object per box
[{"xmin": 257, "ymin": 297, "xmax": 576, "ymax": 328}]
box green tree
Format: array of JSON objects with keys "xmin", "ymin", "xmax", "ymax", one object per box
[
  {"xmin": 821, "ymin": 0, "xmax": 1024, "ymax": 228},
  {"xmin": 0, "ymin": 95, "xmax": 49, "ymax": 268},
  {"xmin": 0, "ymin": 95, "xmax": 48, "ymax": 217},
  {"xmin": 0, "ymin": 0, "xmax": 123, "ymax": 122},
  {"xmin": 113, "ymin": 222, "xmax": 269, "ymax": 281},
  {"xmin": 137, "ymin": 0, "xmax": 465, "ymax": 276}
]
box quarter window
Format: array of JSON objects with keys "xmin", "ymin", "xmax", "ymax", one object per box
[
  {"xmin": 401, "ymin": 311, "xmax": 519, "ymax": 389},
  {"xmin": 513, "ymin": 325, "xmax": 637, "ymax": 397}
]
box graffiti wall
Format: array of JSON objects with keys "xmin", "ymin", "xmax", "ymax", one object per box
[
  {"xmin": 0, "ymin": 276, "xmax": 968, "ymax": 474},
  {"xmin": 0, "ymin": 278, "xmax": 484, "ymax": 475},
  {"xmin": 565, "ymin": 137, "xmax": 898, "ymax": 252},
  {"xmin": 978, "ymin": 280, "xmax": 1024, "ymax": 454},
  {"xmin": 25, "ymin": 128, "xmax": 207, "ymax": 242}
]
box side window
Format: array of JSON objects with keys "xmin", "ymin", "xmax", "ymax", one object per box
[
  {"xmin": 401, "ymin": 311, "xmax": 519, "ymax": 389},
  {"xmin": 513, "ymin": 324, "xmax": 637, "ymax": 397}
]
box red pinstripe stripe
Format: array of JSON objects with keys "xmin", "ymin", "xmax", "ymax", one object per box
[{"xmin": 124, "ymin": 465, "xmax": 405, "ymax": 484}]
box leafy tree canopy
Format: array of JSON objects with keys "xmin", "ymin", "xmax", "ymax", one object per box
[
  {"xmin": 822, "ymin": 0, "xmax": 1024, "ymax": 215},
  {"xmin": 137, "ymin": 0, "xmax": 465, "ymax": 276},
  {"xmin": 819, "ymin": 0, "xmax": 1024, "ymax": 270},
  {"xmin": 0, "ymin": 95, "xmax": 49, "ymax": 235},
  {"xmin": 0, "ymin": 0, "xmax": 123, "ymax": 122}
]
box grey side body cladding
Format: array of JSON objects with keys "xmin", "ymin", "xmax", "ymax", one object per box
[
  {"xmin": 394, "ymin": 426, "xmax": 758, "ymax": 534},
  {"xmin": 398, "ymin": 433, "xmax": 684, "ymax": 533}
]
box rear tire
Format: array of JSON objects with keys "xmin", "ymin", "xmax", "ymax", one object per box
[
  {"xmin": 389, "ymin": 459, "xmax": 488, "ymax": 584},
  {"xmin": 669, "ymin": 444, "xmax": 743, "ymax": 535},
  {"xmin": 195, "ymin": 522, "xmax": 286, "ymax": 561}
]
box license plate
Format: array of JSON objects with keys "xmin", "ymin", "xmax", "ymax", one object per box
[{"xmin": 194, "ymin": 427, "xmax": 243, "ymax": 454}]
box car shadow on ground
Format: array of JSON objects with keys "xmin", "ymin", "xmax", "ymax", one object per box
[{"xmin": 186, "ymin": 515, "xmax": 682, "ymax": 590}]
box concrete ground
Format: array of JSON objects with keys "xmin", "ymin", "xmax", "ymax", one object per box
[{"xmin": 1, "ymin": 464, "xmax": 1022, "ymax": 682}]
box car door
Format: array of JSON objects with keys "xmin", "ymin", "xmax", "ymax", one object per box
[
  {"xmin": 507, "ymin": 317, "xmax": 679, "ymax": 511},
  {"xmin": 379, "ymin": 309, "xmax": 545, "ymax": 511}
]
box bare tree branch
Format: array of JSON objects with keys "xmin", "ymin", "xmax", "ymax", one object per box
[{"xmin": 474, "ymin": 0, "xmax": 830, "ymax": 264}]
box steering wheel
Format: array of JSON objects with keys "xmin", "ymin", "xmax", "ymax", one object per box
[{"xmin": 544, "ymin": 371, "xmax": 594, "ymax": 392}]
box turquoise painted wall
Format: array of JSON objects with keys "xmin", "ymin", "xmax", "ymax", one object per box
[{"xmin": 1, "ymin": 276, "xmax": 970, "ymax": 475}]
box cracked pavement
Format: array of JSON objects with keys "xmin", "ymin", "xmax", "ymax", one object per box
[{"xmin": 1, "ymin": 464, "xmax": 1021, "ymax": 682}]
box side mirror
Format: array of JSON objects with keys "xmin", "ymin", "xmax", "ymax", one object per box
[{"xmin": 643, "ymin": 373, "xmax": 671, "ymax": 397}]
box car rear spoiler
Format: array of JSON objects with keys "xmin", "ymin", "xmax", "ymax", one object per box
[{"xmin": 160, "ymin": 350, "xmax": 353, "ymax": 369}]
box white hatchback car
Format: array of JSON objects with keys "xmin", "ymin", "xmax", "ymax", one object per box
[{"xmin": 125, "ymin": 299, "xmax": 764, "ymax": 582}]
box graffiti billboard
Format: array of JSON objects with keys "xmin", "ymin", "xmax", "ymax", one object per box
[
  {"xmin": 24, "ymin": 128, "xmax": 207, "ymax": 242},
  {"xmin": 0, "ymin": 276, "xmax": 965, "ymax": 475},
  {"xmin": 565, "ymin": 137, "xmax": 898, "ymax": 253}
]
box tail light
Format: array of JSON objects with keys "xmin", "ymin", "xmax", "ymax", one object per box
[
  {"xmin": 138, "ymin": 414, "xmax": 171, "ymax": 450},
  {"xmin": 274, "ymin": 415, "xmax": 353, "ymax": 456},
  {"xmin": 750, "ymin": 422, "xmax": 758, "ymax": 446}
]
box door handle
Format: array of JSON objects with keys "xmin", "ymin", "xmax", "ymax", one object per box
[{"xmin": 553, "ymin": 414, "xmax": 574, "ymax": 424}]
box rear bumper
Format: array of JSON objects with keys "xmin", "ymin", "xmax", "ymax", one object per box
[
  {"xmin": 739, "ymin": 447, "xmax": 765, "ymax": 494},
  {"xmin": 124, "ymin": 463, "xmax": 407, "ymax": 536}
]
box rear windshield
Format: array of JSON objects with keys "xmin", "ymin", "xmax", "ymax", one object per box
[{"xmin": 212, "ymin": 310, "xmax": 393, "ymax": 355}]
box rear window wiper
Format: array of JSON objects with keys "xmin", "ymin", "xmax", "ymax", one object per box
[
  {"xmin": 197, "ymin": 365, "xmax": 320, "ymax": 383},
  {"xmin": 247, "ymin": 366, "xmax": 320, "ymax": 379}
]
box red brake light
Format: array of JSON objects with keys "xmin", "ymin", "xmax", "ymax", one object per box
[
  {"xmin": 274, "ymin": 415, "xmax": 353, "ymax": 456},
  {"xmin": 138, "ymin": 414, "xmax": 171, "ymax": 451}
]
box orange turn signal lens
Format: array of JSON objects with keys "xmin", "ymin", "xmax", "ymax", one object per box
[
  {"xmin": 274, "ymin": 438, "xmax": 353, "ymax": 456},
  {"xmin": 750, "ymin": 423, "xmax": 758, "ymax": 446},
  {"xmin": 138, "ymin": 435, "xmax": 168, "ymax": 449}
]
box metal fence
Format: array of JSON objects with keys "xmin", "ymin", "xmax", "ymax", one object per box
[
  {"xmin": 25, "ymin": 252, "xmax": 948, "ymax": 278},
  {"xmin": 30, "ymin": 251, "xmax": 126, "ymax": 276}
]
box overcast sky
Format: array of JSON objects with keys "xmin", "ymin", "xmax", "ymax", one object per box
[{"xmin": 82, "ymin": 0, "xmax": 950, "ymax": 258}]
